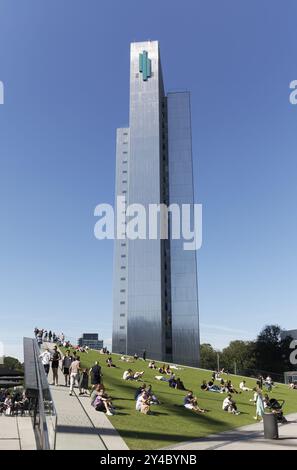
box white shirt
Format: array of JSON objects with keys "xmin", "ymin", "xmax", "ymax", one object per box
[
  {"xmin": 40, "ymin": 351, "xmax": 51, "ymax": 365},
  {"xmin": 222, "ymin": 397, "xmax": 231, "ymax": 409},
  {"xmin": 123, "ymin": 371, "xmax": 131, "ymax": 380}
]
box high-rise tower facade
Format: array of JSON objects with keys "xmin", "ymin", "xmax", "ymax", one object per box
[{"xmin": 112, "ymin": 41, "xmax": 200, "ymax": 367}]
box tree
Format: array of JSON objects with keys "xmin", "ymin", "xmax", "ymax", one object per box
[
  {"xmin": 254, "ymin": 324, "xmax": 293, "ymax": 374},
  {"xmin": 200, "ymin": 343, "xmax": 218, "ymax": 370},
  {"xmin": 2, "ymin": 356, "xmax": 23, "ymax": 371},
  {"xmin": 221, "ymin": 340, "xmax": 256, "ymax": 373}
]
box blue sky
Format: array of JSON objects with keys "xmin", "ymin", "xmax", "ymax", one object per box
[{"xmin": 0, "ymin": 0, "xmax": 296, "ymax": 360}]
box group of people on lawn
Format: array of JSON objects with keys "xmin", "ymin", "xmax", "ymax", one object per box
[{"xmin": 40, "ymin": 343, "xmax": 277, "ymax": 421}]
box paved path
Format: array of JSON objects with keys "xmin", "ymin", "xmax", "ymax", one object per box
[
  {"xmin": 163, "ymin": 413, "xmax": 297, "ymax": 450},
  {"xmin": 44, "ymin": 342, "xmax": 128, "ymax": 450},
  {"xmin": 0, "ymin": 415, "xmax": 36, "ymax": 450}
]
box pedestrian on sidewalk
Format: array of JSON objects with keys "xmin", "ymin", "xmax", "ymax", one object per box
[
  {"xmin": 90, "ymin": 361, "xmax": 102, "ymax": 388},
  {"xmin": 254, "ymin": 389, "xmax": 265, "ymax": 421},
  {"xmin": 62, "ymin": 350, "xmax": 72, "ymax": 386},
  {"xmin": 51, "ymin": 345, "xmax": 61, "ymax": 386},
  {"xmin": 69, "ymin": 356, "xmax": 81, "ymax": 396},
  {"xmin": 39, "ymin": 348, "xmax": 51, "ymax": 377},
  {"xmin": 79, "ymin": 368, "xmax": 89, "ymax": 395},
  {"xmin": 36, "ymin": 330, "xmax": 43, "ymax": 348}
]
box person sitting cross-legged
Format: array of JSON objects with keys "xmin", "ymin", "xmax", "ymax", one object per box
[
  {"xmin": 184, "ymin": 391, "xmax": 206, "ymax": 413},
  {"xmin": 135, "ymin": 391, "xmax": 151, "ymax": 414},
  {"xmin": 91, "ymin": 384, "xmax": 115, "ymax": 416},
  {"xmin": 222, "ymin": 394, "xmax": 240, "ymax": 415}
]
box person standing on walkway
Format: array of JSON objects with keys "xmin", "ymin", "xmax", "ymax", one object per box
[
  {"xmin": 143, "ymin": 350, "xmax": 146, "ymax": 361},
  {"xmin": 36, "ymin": 330, "xmax": 43, "ymax": 348},
  {"xmin": 254, "ymin": 389, "xmax": 265, "ymax": 421},
  {"xmin": 51, "ymin": 345, "xmax": 61, "ymax": 386},
  {"xmin": 39, "ymin": 348, "xmax": 51, "ymax": 377},
  {"xmin": 62, "ymin": 350, "xmax": 72, "ymax": 387},
  {"xmin": 69, "ymin": 356, "xmax": 81, "ymax": 396},
  {"xmin": 90, "ymin": 361, "xmax": 102, "ymax": 389},
  {"xmin": 48, "ymin": 330, "xmax": 52, "ymax": 342}
]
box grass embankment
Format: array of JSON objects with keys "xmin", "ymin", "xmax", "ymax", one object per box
[{"xmin": 60, "ymin": 348, "xmax": 297, "ymax": 450}]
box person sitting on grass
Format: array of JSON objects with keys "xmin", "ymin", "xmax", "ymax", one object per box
[
  {"xmin": 183, "ymin": 391, "xmax": 206, "ymax": 413},
  {"xmin": 134, "ymin": 370, "xmax": 144, "ymax": 380},
  {"xmin": 135, "ymin": 391, "xmax": 151, "ymax": 414},
  {"xmin": 239, "ymin": 380, "xmax": 252, "ymax": 392},
  {"xmin": 165, "ymin": 365, "xmax": 171, "ymax": 375},
  {"xmin": 146, "ymin": 385, "xmax": 160, "ymax": 404},
  {"xmin": 201, "ymin": 380, "xmax": 208, "ymax": 391},
  {"xmin": 158, "ymin": 364, "xmax": 166, "ymax": 374},
  {"xmin": 134, "ymin": 383, "xmax": 146, "ymax": 400},
  {"xmin": 123, "ymin": 369, "xmax": 134, "ymax": 380},
  {"xmin": 168, "ymin": 373, "xmax": 177, "ymax": 388},
  {"xmin": 90, "ymin": 384, "xmax": 104, "ymax": 405},
  {"xmin": 91, "ymin": 384, "xmax": 115, "ymax": 416},
  {"xmin": 106, "ymin": 357, "xmax": 116, "ymax": 368},
  {"xmin": 201, "ymin": 380, "xmax": 223, "ymax": 393},
  {"xmin": 175, "ymin": 377, "xmax": 187, "ymax": 391},
  {"xmin": 226, "ymin": 380, "xmax": 239, "ymax": 394},
  {"xmin": 222, "ymin": 394, "xmax": 240, "ymax": 415},
  {"xmin": 148, "ymin": 360, "xmax": 157, "ymax": 369},
  {"xmin": 289, "ymin": 382, "xmax": 297, "ymax": 390}
]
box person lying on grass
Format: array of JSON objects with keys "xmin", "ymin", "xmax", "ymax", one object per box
[
  {"xmin": 123, "ymin": 369, "xmax": 144, "ymax": 380},
  {"xmin": 184, "ymin": 391, "xmax": 206, "ymax": 413}
]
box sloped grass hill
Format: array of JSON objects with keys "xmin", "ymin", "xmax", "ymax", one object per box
[{"xmin": 61, "ymin": 348, "xmax": 297, "ymax": 450}]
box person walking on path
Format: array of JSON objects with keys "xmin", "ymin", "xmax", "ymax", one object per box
[
  {"xmin": 51, "ymin": 345, "xmax": 61, "ymax": 386},
  {"xmin": 254, "ymin": 389, "xmax": 265, "ymax": 421},
  {"xmin": 90, "ymin": 361, "xmax": 102, "ymax": 388},
  {"xmin": 36, "ymin": 330, "xmax": 43, "ymax": 348},
  {"xmin": 48, "ymin": 330, "xmax": 52, "ymax": 342},
  {"xmin": 143, "ymin": 350, "xmax": 146, "ymax": 361},
  {"xmin": 62, "ymin": 350, "xmax": 72, "ymax": 386},
  {"xmin": 69, "ymin": 356, "xmax": 81, "ymax": 396},
  {"xmin": 39, "ymin": 348, "xmax": 51, "ymax": 377}
]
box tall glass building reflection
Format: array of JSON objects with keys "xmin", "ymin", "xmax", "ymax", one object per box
[{"xmin": 112, "ymin": 41, "xmax": 200, "ymax": 367}]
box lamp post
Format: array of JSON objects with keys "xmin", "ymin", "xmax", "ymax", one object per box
[{"xmin": 215, "ymin": 350, "xmax": 220, "ymax": 372}]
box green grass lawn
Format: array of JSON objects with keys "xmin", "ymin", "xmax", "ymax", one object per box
[{"xmin": 61, "ymin": 348, "xmax": 297, "ymax": 450}]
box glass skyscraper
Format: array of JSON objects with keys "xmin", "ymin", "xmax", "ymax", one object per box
[{"xmin": 112, "ymin": 41, "xmax": 200, "ymax": 367}]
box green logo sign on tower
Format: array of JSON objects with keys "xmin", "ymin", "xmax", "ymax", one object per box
[{"xmin": 139, "ymin": 51, "xmax": 151, "ymax": 81}]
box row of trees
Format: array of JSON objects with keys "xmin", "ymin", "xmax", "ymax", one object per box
[{"xmin": 200, "ymin": 325, "xmax": 294, "ymax": 378}]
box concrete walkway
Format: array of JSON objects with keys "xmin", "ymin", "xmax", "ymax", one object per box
[
  {"xmin": 163, "ymin": 413, "xmax": 297, "ymax": 450},
  {"xmin": 44, "ymin": 342, "xmax": 128, "ymax": 450},
  {"xmin": 0, "ymin": 415, "xmax": 36, "ymax": 450}
]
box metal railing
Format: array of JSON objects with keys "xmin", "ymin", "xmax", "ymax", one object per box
[{"xmin": 23, "ymin": 338, "xmax": 57, "ymax": 450}]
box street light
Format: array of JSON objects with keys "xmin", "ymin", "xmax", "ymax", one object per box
[{"xmin": 215, "ymin": 349, "xmax": 220, "ymax": 372}]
